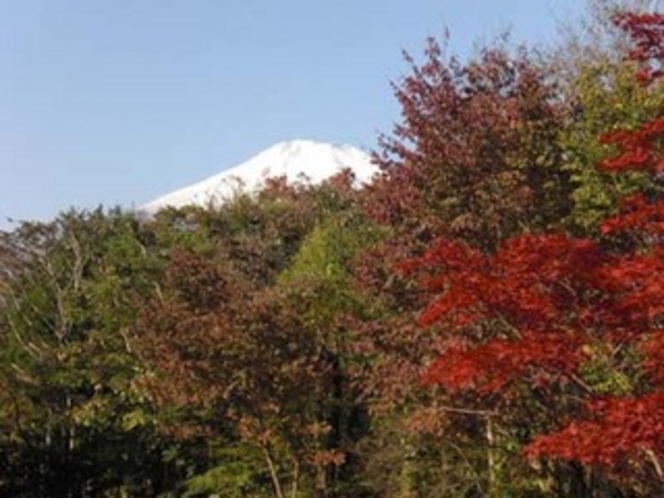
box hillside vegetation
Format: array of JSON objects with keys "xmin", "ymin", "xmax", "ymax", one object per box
[{"xmin": 1, "ymin": 3, "xmax": 664, "ymax": 496}]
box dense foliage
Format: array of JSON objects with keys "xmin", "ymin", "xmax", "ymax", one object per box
[{"xmin": 2, "ymin": 2, "xmax": 664, "ymax": 496}]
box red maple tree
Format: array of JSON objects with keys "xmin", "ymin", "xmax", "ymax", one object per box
[{"xmin": 407, "ymin": 10, "xmax": 664, "ymax": 491}]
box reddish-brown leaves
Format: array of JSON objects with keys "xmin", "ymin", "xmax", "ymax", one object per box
[
  {"xmin": 422, "ymin": 331, "xmax": 586, "ymax": 394},
  {"xmin": 614, "ymin": 12, "xmax": 664, "ymax": 84},
  {"xmin": 365, "ymin": 40, "xmax": 570, "ymax": 253},
  {"xmin": 407, "ymin": 11, "xmax": 664, "ymax": 480},
  {"xmin": 525, "ymin": 393, "xmax": 664, "ymax": 468},
  {"xmin": 405, "ymin": 233, "xmax": 603, "ymax": 333},
  {"xmin": 412, "ymin": 198, "xmax": 663, "ymax": 479},
  {"xmin": 407, "ymin": 233, "xmax": 604, "ymax": 396},
  {"xmin": 599, "ymin": 118, "xmax": 664, "ymax": 174}
]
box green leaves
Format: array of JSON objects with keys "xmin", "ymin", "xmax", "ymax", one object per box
[
  {"xmin": 561, "ymin": 60, "xmax": 664, "ymax": 233},
  {"xmin": 0, "ymin": 208, "xmax": 166, "ymax": 495}
]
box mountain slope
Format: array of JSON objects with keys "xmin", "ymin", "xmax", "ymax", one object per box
[{"xmin": 142, "ymin": 139, "xmax": 377, "ymax": 213}]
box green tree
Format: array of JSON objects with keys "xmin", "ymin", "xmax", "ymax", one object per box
[
  {"xmin": 0, "ymin": 208, "xmax": 170, "ymax": 496},
  {"xmin": 561, "ymin": 55, "xmax": 664, "ymax": 233}
]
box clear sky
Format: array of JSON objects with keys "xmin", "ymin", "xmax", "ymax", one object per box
[{"xmin": 1, "ymin": 0, "xmax": 589, "ymax": 228}]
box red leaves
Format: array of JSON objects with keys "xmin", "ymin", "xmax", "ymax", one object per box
[
  {"xmin": 407, "ymin": 233, "xmax": 602, "ymax": 335},
  {"xmin": 613, "ymin": 12, "xmax": 664, "ymax": 84},
  {"xmin": 422, "ymin": 331, "xmax": 585, "ymax": 394},
  {"xmin": 598, "ymin": 247, "xmax": 664, "ymax": 324},
  {"xmin": 406, "ymin": 233, "xmax": 610, "ymax": 398},
  {"xmin": 600, "ymin": 194, "xmax": 664, "ymax": 237},
  {"xmin": 642, "ymin": 331, "xmax": 664, "ymax": 383},
  {"xmin": 412, "ymin": 226, "xmax": 664, "ymax": 473},
  {"xmin": 599, "ymin": 118, "xmax": 664, "ymax": 175},
  {"xmin": 408, "ymin": 37, "xmax": 664, "ymax": 465},
  {"xmin": 376, "ymin": 8, "xmax": 664, "ymax": 486},
  {"xmin": 525, "ymin": 393, "xmax": 664, "ymax": 468}
]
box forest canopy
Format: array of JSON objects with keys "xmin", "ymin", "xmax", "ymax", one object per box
[{"xmin": 2, "ymin": 1, "xmax": 664, "ymax": 496}]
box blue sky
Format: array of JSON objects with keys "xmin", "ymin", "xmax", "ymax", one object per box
[{"xmin": 1, "ymin": 0, "xmax": 588, "ymax": 227}]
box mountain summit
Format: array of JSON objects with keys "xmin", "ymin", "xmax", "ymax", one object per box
[{"xmin": 142, "ymin": 140, "xmax": 377, "ymax": 213}]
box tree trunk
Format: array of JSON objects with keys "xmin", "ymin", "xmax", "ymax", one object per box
[{"xmin": 262, "ymin": 444, "xmax": 285, "ymax": 498}]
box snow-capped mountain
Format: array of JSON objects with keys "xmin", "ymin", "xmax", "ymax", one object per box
[{"xmin": 142, "ymin": 139, "xmax": 377, "ymax": 213}]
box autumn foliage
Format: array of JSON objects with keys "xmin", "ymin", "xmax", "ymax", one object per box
[
  {"xmin": 403, "ymin": 10, "xmax": 664, "ymax": 493},
  {"xmin": 3, "ymin": 4, "xmax": 664, "ymax": 497}
]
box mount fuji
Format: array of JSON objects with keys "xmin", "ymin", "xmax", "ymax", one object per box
[{"xmin": 142, "ymin": 139, "xmax": 378, "ymax": 213}]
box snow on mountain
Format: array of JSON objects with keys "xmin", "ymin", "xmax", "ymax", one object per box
[{"xmin": 142, "ymin": 139, "xmax": 378, "ymax": 213}]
